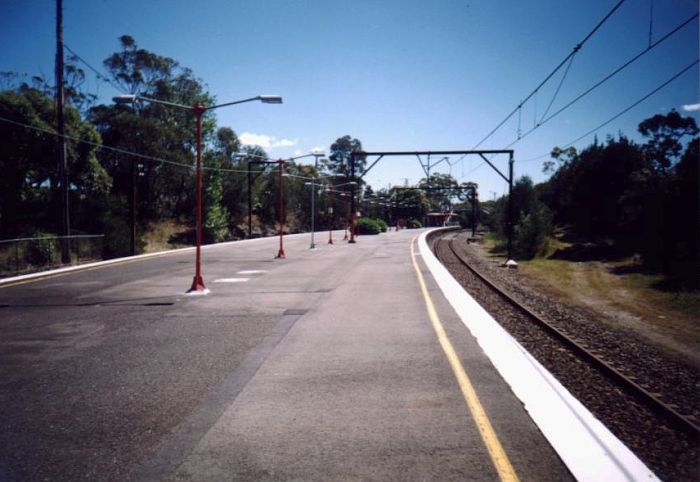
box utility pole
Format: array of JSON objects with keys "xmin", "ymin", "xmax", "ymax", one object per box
[{"xmin": 56, "ymin": 0, "xmax": 70, "ymax": 264}]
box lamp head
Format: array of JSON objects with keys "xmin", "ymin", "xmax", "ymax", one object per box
[
  {"xmin": 113, "ymin": 95, "xmax": 137, "ymax": 104},
  {"xmin": 259, "ymin": 95, "xmax": 283, "ymax": 104}
]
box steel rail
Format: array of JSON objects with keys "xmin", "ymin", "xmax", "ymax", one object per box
[{"xmin": 433, "ymin": 234, "xmax": 699, "ymax": 437}]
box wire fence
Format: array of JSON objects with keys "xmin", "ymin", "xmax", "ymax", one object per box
[{"xmin": 0, "ymin": 234, "xmax": 104, "ymax": 278}]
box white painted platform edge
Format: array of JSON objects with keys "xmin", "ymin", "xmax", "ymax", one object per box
[
  {"xmin": 419, "ymin": 229, "xmax": 659, "ymax": 482},
  {"xmin": 0, "ymin": 231, "xmax": 319, "ymax": 286}
]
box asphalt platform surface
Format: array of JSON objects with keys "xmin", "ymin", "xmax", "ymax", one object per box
[{"xmin": 0, "ymin": 229, "xmax": 572, "ymax": 481}]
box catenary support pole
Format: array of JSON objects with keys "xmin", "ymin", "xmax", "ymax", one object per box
[{"xmin": 507, "ymin": 152, "xmax": 514, "ymax": 262}]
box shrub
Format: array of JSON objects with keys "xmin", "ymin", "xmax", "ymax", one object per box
[
  {"xmin": 513, "ymin": 205, "xmax": 553, "ymax": 259},
  {"xmin": 408, "ymin": 219, "xmax": 422, "ymax": 229},
  {"xmin": 26, "ymin": 230, "xmax": 56, "ymax": 266},
  {"xmin": 355, "ymin": 217, "xmax": 382, "ymax": 235},
  {"xmin": 376, "ymin": 219, "xmax": 388, "ymax": 232}
]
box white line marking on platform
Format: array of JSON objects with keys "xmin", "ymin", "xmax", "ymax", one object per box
[
  {"xmin": 236, "ymin": 270, "xmax": 267, "ymax": 275},
  {"xmin": 419, "ymin": 229, "xmax": 659, "ymax": 482},
  {"xmin": 214, "ymin": 278, "xmax": 250, "ymax": 283}
]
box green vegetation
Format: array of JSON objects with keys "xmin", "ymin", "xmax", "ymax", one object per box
[
  {"xmin": 484, "ymin": 110, "xmax": 698, "ymax": 290},
  {"xmin": 1, "ymin": 33, "xmax": 697, "ymax": 303},
  {"xmin": 0, "ymin": 36, "xmax": 374, "ymax": 262},
  {"xmin": 355, "ymin": 217, "xmax": 383, "ymax": 235},
  {"xmin": 518, "ymin": 256, "xmax": 699, "ymax": 357}
]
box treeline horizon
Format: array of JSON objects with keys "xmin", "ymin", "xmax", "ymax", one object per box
[{"xmin": 1, "ymin": 35, "xmax": 698, "ymax": 289}]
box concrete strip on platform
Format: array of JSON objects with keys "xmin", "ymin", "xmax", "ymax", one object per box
[{"xmin": 418, "ymin": 228, "xmax": 659, "ymax": 481}]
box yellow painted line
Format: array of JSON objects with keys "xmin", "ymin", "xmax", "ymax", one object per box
[{"xmin": 410, "ymin": 236, "xmax": 520, "ymax": 482}]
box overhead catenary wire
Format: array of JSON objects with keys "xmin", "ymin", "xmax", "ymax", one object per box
[
  {"xmin": 517, "ymin": 59, "xmax": 699, "ymax": 162},
  {"xmin": 503, "ymin": 12, "xmax": 698, "ymax": 149},
  {"xmin": 468, "ymin": 0, "xmax": 627, "ymax": 152},
  {"xmin": 539, "ymin": 53, "xmax": 577, "ymax": 125},
  {"xmin": 559, "ymin": 59, "xmax": 698, "ymax": 148}
]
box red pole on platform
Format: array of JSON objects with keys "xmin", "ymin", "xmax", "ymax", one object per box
[
  {"xmin": 189, "ymin": 104, "xmax": 207, "ymax": 292},
  {"xmin": 327, "ymin": 183, "xmax": 334, "ymax": 244},
  {"xmin": 276, "ymin": 159, "xmax": 286, "ymax": 258},
  {"xmin": 343, "ymin": 200, "xmax": 349, "ymax": 241}
]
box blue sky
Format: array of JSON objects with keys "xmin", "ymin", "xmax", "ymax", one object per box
[{"xmin": 1, "ymin": 0, "xmax": 698, "ymax": 198}]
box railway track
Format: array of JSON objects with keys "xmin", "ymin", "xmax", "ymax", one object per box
[{"xmin": 431, "ymin": 230, "xmax": 699, "ymax": 480}]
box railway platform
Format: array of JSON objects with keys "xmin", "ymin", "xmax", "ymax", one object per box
[{"xmin": 0, "ymin": 228, "xmax": 657, "ymax": 481}]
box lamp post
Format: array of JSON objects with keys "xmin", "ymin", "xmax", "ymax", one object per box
[
  {"xmin": 327, "ymin": 182, "xmax": 334, "ymax": 244},
  {"xmin": 309, "ymin": 151, "xmax": 326, "ymax": 249},
  {"xmin": 321, "ymin": 183, "xmax": 356, "ymax": 244},
  {"xmin": 114, "ymin": 94, "xmax": 282, "ymax": 293},
  {"xmin": 275, "ymin": 159, "xmax": 286, "ymax": 258},
  {"xmin": 274, "ymin": 152, "xmax": 327, "ymax": 255}
]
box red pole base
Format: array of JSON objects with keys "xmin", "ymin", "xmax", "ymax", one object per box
[
  {"xmin": 328, "ymin": 238, "xmax": 333, "ymax": 244},
  {"xmin": 187, "ymin": 275, "xmax": 208, "ymax": 294},
  {"xmin": 276, "ymin": 250, "xmax": 286, "ymax": 259}
]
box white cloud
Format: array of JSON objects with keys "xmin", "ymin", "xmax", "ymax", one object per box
[
  {"xmin": 239, "ymin": 132, "xmax": 298, "ymax": 150},
  {"xmin": 682, "ymin": 103, "xmax": 700, "ymax": 112}
]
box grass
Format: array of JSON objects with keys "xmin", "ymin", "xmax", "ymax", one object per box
[
  {"xmin": 518, "ymin": 255, "xmax": 699, "ymax": 362},
  {"xmin": 478, "ymin": 230, "xmax": 698, "ymax": 361},
  {"xmin": 141, "ymin": 219, "xmax": 191, "ymax": 253}
]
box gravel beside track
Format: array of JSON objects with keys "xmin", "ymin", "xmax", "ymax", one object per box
[{"xmin": 431, "ymin": 230, "xmax": 699, "ymax": 481}]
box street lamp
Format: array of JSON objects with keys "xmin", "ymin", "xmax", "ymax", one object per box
[{"xmin": 113, "ymin": 93, "xmax": 282, "ymax": 293}]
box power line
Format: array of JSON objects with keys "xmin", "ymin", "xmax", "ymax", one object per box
[
  {"xmin": 539, "ymin": 54, "xmax": 577, "ymax": 124},
  {"xmin": 63, "ymin": 44, "xmax": 126, "ymax": 94},
  {"xmin": 0, "ymin": 115, "xmax": 277, "ymax": 175},
  {"xmin": 516, "ymin": 59, "xmax": 699, "ymax": 162},
  {"xmin": 504, "ymin": 12, "xmax": 698, "ymax": 149},
  {"xmin": 560, "ymin": 59, "xmax": 698, "ymax": 148},
  {"xmin": 469, "ymin": 0, "xmax": 627, "ymax": 152}
]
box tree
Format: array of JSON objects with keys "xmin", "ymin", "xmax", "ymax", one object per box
[
  {"xmin": 203, "ymin": 152, "xmax": 229, "ymax": 243},
  {"xmin": 541, "ymin": 135, "xmax": 645, "ymax": 242},
  {"xmin": 90, "ymin": 36, "xmax": 215, "ymax": 227},
  {"xmin": 490, "ymin": 176, "xmax": 552, "ymax": 259},
  {"xmin": 0, "ymin": 86, "xmax": 110, "ymax": 237},
  {"xmin": 418, "ymin": 173, "xmax": 459, "ymax": 212},
  {"xmin": 388, "ymin": 187, "xmax": 430, "ymax": 225},
  {"xmin": 321, "ymin": 135, "xmax": 366, "ymax": 186},
  {"xmin": 543, "ymin": 146, "xmax": 577, "ymax": 174},
  {"xmin": 103, "ymin": 35, "xmax": 178, "ymax": 95},
  {"xmin": 666, "ymin": 138, "xmax": 699, "ymax": 286},
  {"xmin": 638, "ymin": 109, "xmax": 698, "ymax": 171}
]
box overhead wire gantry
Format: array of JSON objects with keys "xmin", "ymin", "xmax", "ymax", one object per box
[{"xmin": 348, "ymin": 149, "xmax": 516, "ymax": 261}]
